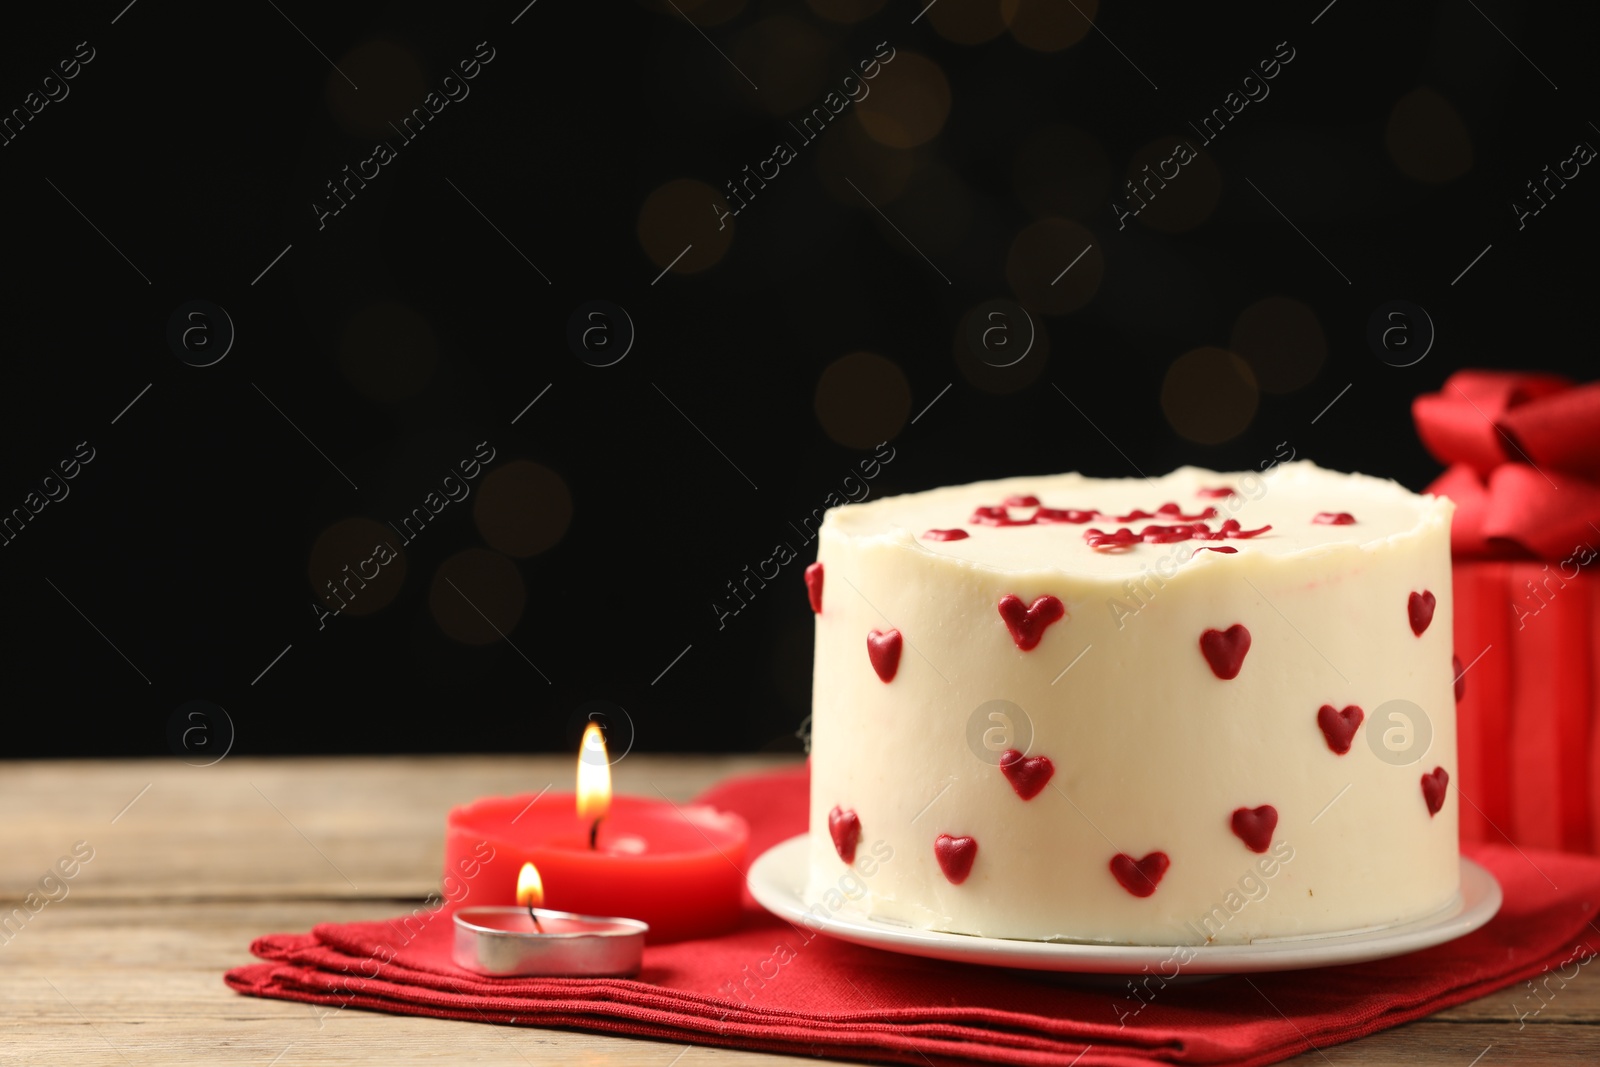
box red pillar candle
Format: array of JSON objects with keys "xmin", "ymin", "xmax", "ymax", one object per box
[{"xmin": 442, "ymin": 727, "xmax": 749, "ymax": 943}]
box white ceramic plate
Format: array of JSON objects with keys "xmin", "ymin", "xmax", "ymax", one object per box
[{"xmin": 747, "ymin": 833, "xmax": 1502, "ymax": 975}]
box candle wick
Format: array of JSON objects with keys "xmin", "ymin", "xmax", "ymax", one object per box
[
  {"xmin": 528, "ymin": 905, "xmax": 543, "ymax": 933},
  {"xmin": 589, "ymin": 817, "xmax": 601, "ymax": 850}
]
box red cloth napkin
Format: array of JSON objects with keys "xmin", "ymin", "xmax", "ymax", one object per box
[{"xmin": 227, "ymin": 765, "xmax": 1600, "ymax": 1066}]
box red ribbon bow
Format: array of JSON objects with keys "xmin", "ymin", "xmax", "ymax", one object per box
[{"xmin": 1414, "ymin": 370, "xmax": 1600, "ymax": 560}]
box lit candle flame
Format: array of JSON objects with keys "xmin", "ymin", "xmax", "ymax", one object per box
[
  {"xmin": 515, "ymin": 862, "xmax": 545, "ymax": 909},
  {"xmin": 577, "ymin": 722, "xmax": 612, "ymax": 825}
]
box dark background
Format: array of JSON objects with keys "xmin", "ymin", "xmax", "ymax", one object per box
[{"xmin": 1, "ymin": 0, "xmax": 1592, "ymax": 759}]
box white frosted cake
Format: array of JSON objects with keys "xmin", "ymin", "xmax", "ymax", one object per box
[{"xmin": 805, "ymin": 462, "xmax": 1458, "ymax": 945}]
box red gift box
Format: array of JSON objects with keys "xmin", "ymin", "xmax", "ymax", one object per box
[{"xmin": 1415, "ymin": 370, "xmax": 1600, "ymax": 853}]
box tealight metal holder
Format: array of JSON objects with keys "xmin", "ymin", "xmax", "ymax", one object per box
[{"xmin": 452, "ymin": 905, "xmax": 649, "ymax": 977}]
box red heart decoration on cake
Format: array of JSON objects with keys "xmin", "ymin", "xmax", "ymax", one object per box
[
  {"xmin": 1199, "ymin": 624, "xmax": 1251, "ymax": 679},
  {"xmin": 866, "ymin": 629, "xmax": 902, "ymax": 683},
  {"xmin": 1110, "ymin": 852, "xmax": 1169, "ymax": 897},
  {"xmin": 934, "ymin": 834, "xmax": 978, "ymax": 884},
  {"xmin": 1408, "ymin": 590, "xmax": 1436, "ymax": 636},
  {"xmin": 1422, "ymin": 766, "xmax": 1450, "ymax": 816},
  {"xmin": 998, "ymin": 749, "xmax": 1054, "ymax": 800},
  {"xmin": 1452, "ymin": 653, "xmax": 1465, "ymax": 702},
  {"xmin": 804, "ymin": 562, "xmax": 824, "ymax": 614},
  {"xmin": 1230, "ymin": 805, "xmax": 1279, "ymax": 853},
  {"xmin": 998, "ymin": 594, "xmax": 1065, "ymax": 651},
  {"xmin": 1317, "ymin": 704, "xmax": 1364, "ymax": 755},
  {"xmin": 827, "ymin": 806, "xmax": 861, "ymax": 863}
]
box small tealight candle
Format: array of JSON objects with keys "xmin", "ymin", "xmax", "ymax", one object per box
[{"xmin": 452, "ymin": 860, "xmax": 650, "ymax": 977}]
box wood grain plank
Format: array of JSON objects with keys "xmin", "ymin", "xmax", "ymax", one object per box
[
  {"xmin": 0, "ymin": 900, "xmax": 864, "ymax": 1066},
  {"xmin": 0, "ymin": 755, "xmax": 797, "ymax": 900},
  {"xmin": 3, "ymin": 756, "xmax": 1597, "ymax": 1064},
  {"xmin": 1279, "ymin": 1021, "xmax": 1600, "ymax": 1064},
  {"xmin": 1, "ymin": 901, "xmax": 1596, "ymax": 1065}
]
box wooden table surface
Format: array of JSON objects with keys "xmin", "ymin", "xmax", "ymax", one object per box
[{"xmin": 1, "ymin": 755, "xmax": 1595, "ymax": 1065}]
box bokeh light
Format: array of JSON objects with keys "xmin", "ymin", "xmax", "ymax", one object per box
[
  {"xmin": 814, "ymin": 352, "xmax": 912, "ymax": 448},
  {"xmin": 734, "ymin": 16, "xmax": 832, "ymax": 116},
  {"xmin": 856, "ymin": 52, "xmax": 951, "ymax": 149},
  {"xmin": 1003, "ymin": 0, "xmax": 1095, "ymax": 52},
  {"xmin": 930, "ymin": 0, "xmax": 1012, "ymax": 44},
  {"xmin": 1160, "ymin": 348, "xmax": 1259, "ymax": 445},
  {"xmin": 1386, "ymin": 87, "xmax": 1474, "ymax": 184},
  {"xmin": 429, "ymin": 548, "xmax": 526, "ymax": 646},
  {"xmin": 325, "ymin": 41, "xmax": 428, "ymax": 139},
  {"xmin": 1229, "ymin": 297, "xmax": 1327, "ymax": 394},
  {"xmin": 308, "ymin": 518, "xmax": 407, "ymax": 617},
  {"xmin": 338, "ymin": 302, "xmax": 438, "ymax": 405},
  {"xmin": 472, "ymin": 460, "xmax": 573, "ymax": 558},
  {"xmin": 1123, "ymin": 137, "xmax": 1222, "ymax": 233},
  {"xmin": 1014, "ymin": 125, "xmax": 1111, "ymax": 219},
  {"xmin": 638, "ymin": 178, "xmax": 733, "ymax": 274},
  {"xmin": 1005, "ymin": 218, "xmax": 1104, "ymax": 315}
]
